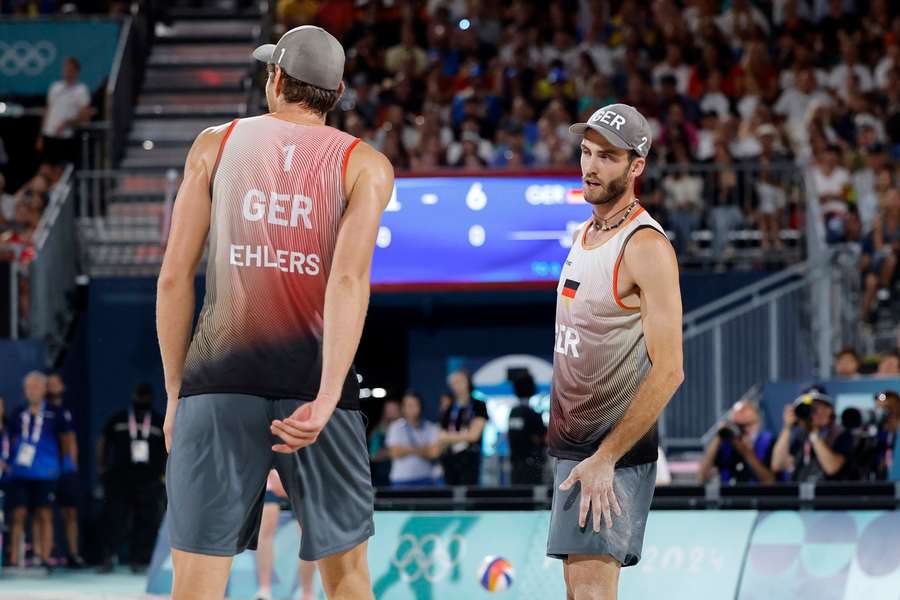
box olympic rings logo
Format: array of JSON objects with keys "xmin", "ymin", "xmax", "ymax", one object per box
[
  {"xmin": 390, "ymin": 533, "xmax": 467, "ymax": 583},
  {"xmin": 0, "ymin": 41, "xmax": 57, "ymax": 77}
]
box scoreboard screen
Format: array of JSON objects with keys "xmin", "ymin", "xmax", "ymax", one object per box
[{"xmin": 371, "ymin": 175, "xmax": 588, "ymax": 289}]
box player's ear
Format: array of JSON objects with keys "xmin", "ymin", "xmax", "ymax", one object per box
[
  {"xmin": 336, "ymin": 80, "xmax": 346, "ymax": 97},
  {"xmin": 273, "ymin": 65, "xmax": 283, "ymax": 94},
  {"xmin": 631, "ymin": 157, "xmax": 646, "ymax": 179}
]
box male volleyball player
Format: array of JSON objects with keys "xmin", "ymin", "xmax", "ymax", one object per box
[
  {"xmin": 156, "ymin": 26, "xmax": 393, "ymax": 600},
  {"xmin": 547, "ymin": 104, "xmax": 684, "ymax": 599}
]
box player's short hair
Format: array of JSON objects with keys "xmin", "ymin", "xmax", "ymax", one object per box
[{"xmin": 267, "ymin": 63, "xmax": 341, "ymax": 115}]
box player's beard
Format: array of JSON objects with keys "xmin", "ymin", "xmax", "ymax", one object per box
[{"xmin": 583, "ymin": 163, "xmax": 631, "ymax": 205}]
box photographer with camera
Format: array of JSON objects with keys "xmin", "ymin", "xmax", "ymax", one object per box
[
  {"xmin": 698, "ymin": 399, "xmax": 776, "ymax": 484},
  {"xmin": 873, "ymin": 390, "xmax": 899, "ymax": 481},
  {"xmin": 771, "ymin": 391, "xmax": 854, "ymax": 482}
]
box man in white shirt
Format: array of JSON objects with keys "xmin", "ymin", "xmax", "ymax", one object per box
[
  {"xmin": 385, "ymin": 392, "xmax": 441, "ymax": 487},
  {"xmin": 829, "ymin": 41, "xmax": 874, "ymax": 93},
  {"xmin": 774, "ymin": 69, "xmax": 831, "ymax": 125},
  {"xmin": 810, "ymin": 145, "xmax": 850, "ymax": 216},
  {"xmin": 36, "ymin": 57, "xmax": 92, "ymax": 165},
  {"xmin": 651, "ymin": 44, "xmax": 691, "ymax": 95}
]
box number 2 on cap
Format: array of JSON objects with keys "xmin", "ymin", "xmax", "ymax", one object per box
[{"xmin": 636, "ymin": 136, "xmax": 648, "ymax": 153}]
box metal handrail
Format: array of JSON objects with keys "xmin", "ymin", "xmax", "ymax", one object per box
[
  {"xmin": 32, "ymin": 164, "xmax": 74, "ymax": 252},
  {"xmin": 682, "ymin": 253, "xmax": 831, "ymax": 332}
]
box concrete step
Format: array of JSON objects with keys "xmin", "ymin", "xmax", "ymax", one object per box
[
  {"xmin": 142, "ymin": 66, "xmax": 246, "ymax": 93},
  {"xmin": 154, "ymin": 19, "xmax": 260, "ymax": 44},
  {"xmin": 148, "ymin": 43, "xmax": 254, "ymax": 67}
]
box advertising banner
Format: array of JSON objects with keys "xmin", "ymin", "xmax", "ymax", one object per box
[{"xmin": 0, "ymin": 20, "xmax": 120, "ymax": 96}]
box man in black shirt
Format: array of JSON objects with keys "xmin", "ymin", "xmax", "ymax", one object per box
[
  {"xmin": 96, "ymin": 383, "xmax": 166, "ymax": 573},
  {"xmin": 507, "ymin": 372, "xmax": 547, "ymax": 485}
]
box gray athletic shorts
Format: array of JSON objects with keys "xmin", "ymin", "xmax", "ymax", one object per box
[
  {"xmin": 547, "ymin": 459, "xmax": 656, "ymax": 566},
  {"xmin": 166, "ymin": 394, "xmax": 374, "ymax": 561}
]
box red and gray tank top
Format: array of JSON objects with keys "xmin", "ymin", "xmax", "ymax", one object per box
[{"xmin": 181, "ymin": 115, "xmax": 362, "ymax": 409}]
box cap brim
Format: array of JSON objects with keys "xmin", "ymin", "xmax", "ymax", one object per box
[
  {"xmin": 252, "ymin": 44, "xmax": 276, "ymax": 64},
  {"xmin": 569, "ymin": 123, "xmax": 632, "ymax": 152}
]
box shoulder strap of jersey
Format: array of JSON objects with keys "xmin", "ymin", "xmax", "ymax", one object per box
[
  {"xmin": 612, "ymin": 223, "xmax": 669, "ymax": 311},
  {"xmin": 208, "ymin": 118, "xmax": 239, "ymax": 198}
]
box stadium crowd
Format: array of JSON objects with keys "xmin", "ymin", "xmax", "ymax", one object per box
[{"xmin": 264, "ymin": 1, "xmax": 898, "ymax": 262}]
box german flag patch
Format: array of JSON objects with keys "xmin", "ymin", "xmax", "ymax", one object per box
[{"xmin": 562, "ymin": 279, "xmax": 580, "ymax": 299}]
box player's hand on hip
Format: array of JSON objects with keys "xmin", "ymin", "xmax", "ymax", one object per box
[
  {"xmin": 271, "ymin": 399, "xmax": 335, "ymax": 453},
  {"xmin": 559, "ymin": 454, "xmax": 622, "ymax": 532}
]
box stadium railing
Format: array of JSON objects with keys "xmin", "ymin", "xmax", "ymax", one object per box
[
  {"xmin": 23, "ymin": 166, "xmax": 77, "ymax": 354},
  {"xmin": 372, "ymin": 481, "xmax": 900, "ymax": 511}
]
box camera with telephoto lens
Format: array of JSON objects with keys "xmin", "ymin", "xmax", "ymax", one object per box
[
  {"xmin": 717, "ymin": 422, "xmax": 742, "ymax": 441},
  {"xmin": 792, "ymin": 390, "xmax": 832, "ymax": 424},
  {"xmin": 839, "ymin": 405, "xmax": 885, "ymax": 481}
]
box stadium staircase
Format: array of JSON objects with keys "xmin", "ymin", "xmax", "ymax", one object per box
[{"xmin": 83, "ymin": 4, "xmax": 265, "ymax": 275}]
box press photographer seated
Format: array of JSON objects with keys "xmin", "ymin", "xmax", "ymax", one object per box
[
  {"xmin": 698, "ymin": 399, "xmax": 776, "ymax": 485},
  {"xmin": 838, "ymin": 390, "xmax": 900, "ymax": 481},
  {"xmin": 771, "ymin": 391, "xmax": 854, "ymax": 482}
]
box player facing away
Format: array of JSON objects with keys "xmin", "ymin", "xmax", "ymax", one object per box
[
  {"xmin": 156, "ymin": 25, "xmax": 393, "ymax": 600},
  {"xmin": 546, "ymin": 104, "xmax": 684, "ymax": 600}
]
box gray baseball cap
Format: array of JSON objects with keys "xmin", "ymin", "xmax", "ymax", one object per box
[
  {"xmin": 252, "ymin": 25, "xmax": 345, "ymax": 91},
  {"xmin": 569, "ymin": 103, "xmax": 652, "ymax": 158}
]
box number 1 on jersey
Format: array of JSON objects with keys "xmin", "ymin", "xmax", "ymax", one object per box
[{"xmin": 281, "ymin": 145, "xmax": 296, "ymax": 172}]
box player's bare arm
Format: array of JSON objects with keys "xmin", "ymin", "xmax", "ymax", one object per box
[
  {"xmin": 271, "ymin": 142, "xmax": 394, "ymax": 453},
  {"xmin": 560, "ymin": 229, "xmax": 684, "ymax": 532},
  {"xmin": 156, "ymin": 124, "xmax": 227, "ymax": 451}
]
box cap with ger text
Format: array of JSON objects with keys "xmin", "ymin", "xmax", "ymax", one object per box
[
  {"xmin": 569, "ymin": 104, "xmax": 652, "ymax": 158},
  {"xmin": 252, "ymin": 25, "xmax": 345, "ymax": 91}
]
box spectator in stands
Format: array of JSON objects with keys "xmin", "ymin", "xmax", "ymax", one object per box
[
  {"xmin": 774, "ymin": 68, "xmax": 830, "ymax": 156},
  {"xmin": 438, "ymin": 370, "xmax": 488, "ymax": 486},
  {"xmin": 385, "ymin": 391, "xmax": 441, "ymax": 487},
  {"xmin": 877, "ymin": 350, "xmax": 900, "ymax": 376},
  {"xmin": 507, "ymin": 372, "xmax": 547, "ymax": 485},
  {"xmin": 661, "ymin": 141, "xmax": 703, "ymax": 256},
  {"xmin": 0, "ymin": 172, "xmax": 15, "ymax": 229},
  {"xmin": 8, "ymin": 371, "xmax": 74, "ymax": 568},
  {"xmin": 752, "ymin": 124, "xmax": 792, "ymax": 251},
  {"xmin": 699, "ymin": 399, "xmax": 776, "ymax": 485},
  {"xmin": 853, "ymin": 149, "xmax": 891, "ymax": 235},
  {"xmin": 834, "ymin": 347, "xmax": 862, "ymax": 378},
  {"xmin": 36, "ymin": 57, "xmax": 92, "ymax": 165},
  {"xmin": 706, "ymin": 142, "xmax": 744, "ymax": 260},
  {"xmin": 46, "ymin": 373, "xmax": 84, "ymax": 567},
  {"xmin": 771, "ymin": 392, "xmax": 854, "ymax": 482},
  {"xmin": 860, "ymin": 189, "xmax": 900, "ymax": 321},
  {"xmin": 812, "ymin": 145, "xmax": 852, "ymax": 238},
  {"xmin": 368, "ymin": 398, "xmax": 400, "ymax": 487},
  {"xmin": 96, "ymin": 383, "xmax": 166, "ymax": 574}
]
